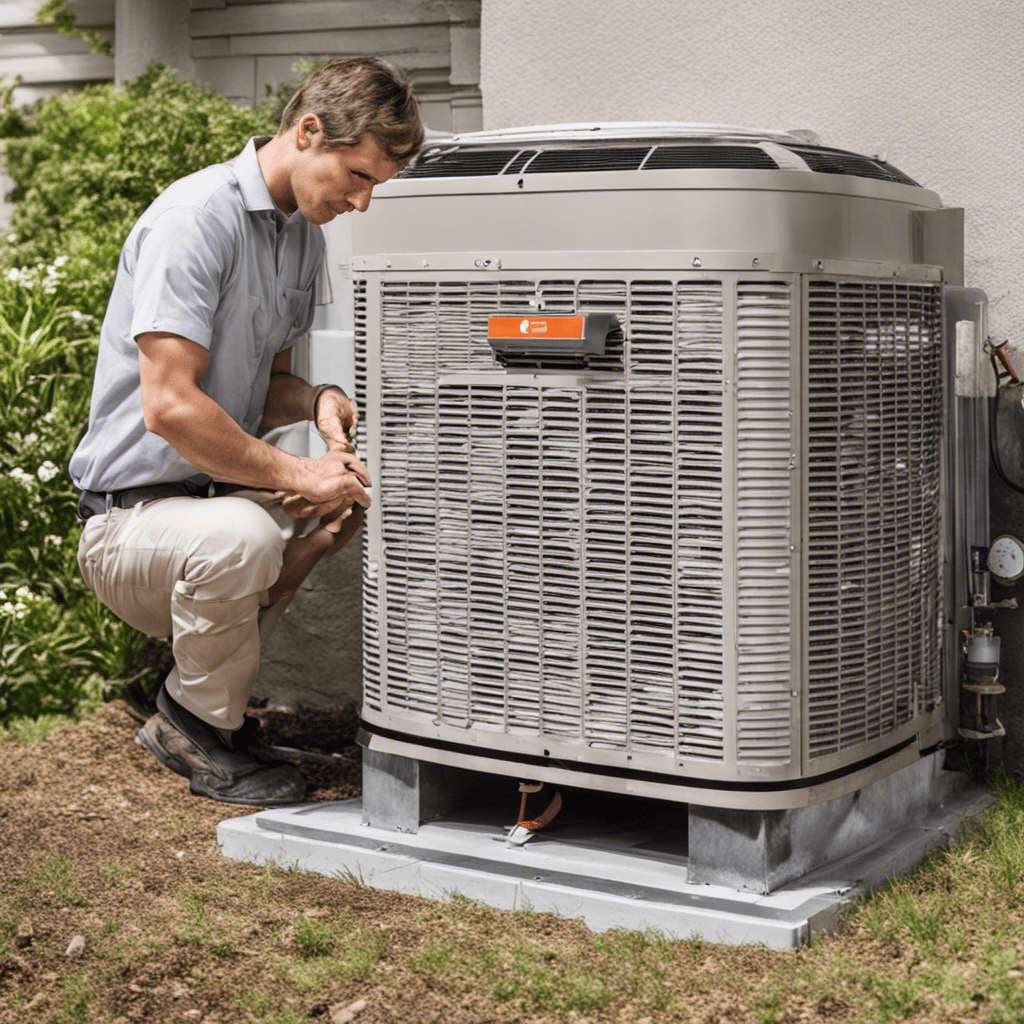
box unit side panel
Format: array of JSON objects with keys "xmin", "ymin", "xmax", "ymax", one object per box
[
  {"xmin": 803, "ymin": 276, "xmax": 944, "ymax": 773},
  {"xmin": 354, "ymin": 277, "xmax": 383, "ymax": 714}
]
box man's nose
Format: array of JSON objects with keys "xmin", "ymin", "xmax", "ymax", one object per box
[{"xmin": 348, "ymin": 183, "xmax": 373, "ymax": 213}]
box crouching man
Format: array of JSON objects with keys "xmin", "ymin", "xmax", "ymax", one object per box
[{"xmin": 69, "ymin": 58, "xmax": 423, "ymax": 805}]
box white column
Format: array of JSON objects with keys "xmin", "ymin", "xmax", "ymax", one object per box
[{"xmin": 114, "ymin": 0, "xmax": 195, "ymax": 85}]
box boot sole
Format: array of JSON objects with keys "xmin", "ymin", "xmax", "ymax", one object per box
[{"xmin": 188, "ymin": 780, "xmax": 308, "ymax": 807}]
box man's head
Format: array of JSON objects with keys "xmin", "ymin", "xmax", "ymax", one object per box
[
  {"xmin": 271, "ymin": 57, "xmax": 424, "ymax": 225},
  {"xmin": 278, "ymin": 57, "xmax": 424, "ymax": 166}
]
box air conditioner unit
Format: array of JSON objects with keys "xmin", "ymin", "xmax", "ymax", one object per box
[{"xmin": 347, "ymin": 123, "xmax": 974, "ymax": 815}]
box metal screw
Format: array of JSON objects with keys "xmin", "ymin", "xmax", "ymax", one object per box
[
  {"xmin": 421, "ymin": 259, "xmax": 429, "ymax": 267},
  {"xmin": 385, "ymin": 260, "xmax": 392, "ymax": 269},
  {"xmin": 751, "ymin": 257, "xmax": 760, "ymax": 267},
  {"xmin": 814, "ymin": 259, "xmax": 824, "ymax": 270},
  {"xmin": 691, "ymin": 256, "xmax": 702, "ymax": 268},
  {"xmin": 791, "ymin": 690, "xmax": 799, "ymax": 698}
]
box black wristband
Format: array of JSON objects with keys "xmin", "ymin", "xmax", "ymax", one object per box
[{"xmin": 312, "ymin": 384, "xmax": 345, "ymax": 430}]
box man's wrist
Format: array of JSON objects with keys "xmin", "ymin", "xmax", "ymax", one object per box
[{"xmin": 311, "ymin": 384, "xmax": 347, "ymax": 430}]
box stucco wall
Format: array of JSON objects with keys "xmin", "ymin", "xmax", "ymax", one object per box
[{"xmin": 480, "ymin": 0, "xmax": 1024, "ymax": 343}]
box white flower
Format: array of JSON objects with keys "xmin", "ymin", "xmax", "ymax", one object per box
[
  {"xmin": 22, "ymin": 432, "xmax": 38, "ymax": 446},
  {"xmin": 8, "ymin": 468, "xmax": 34, "ymax": 490},
  {"xmin": 19, "ymin": 520, "xmax": 27, "ymax": 530},
  {"xmin": 69, "ymin": 310, "xmax": 92, "ymax": 325},
  {"xmin": 5, "ymin": 268, "xmax": 18, "ymax": 282},
  {"xmin": 14, "ymin": 586, "xmax": 30, "ymax": 599},
  {"xmin": 1, "ymin": 602, "xmax": 13, "ymax": 615},
  {"xmin": 53, "ymin": 255, "xmax": 67, "ymax": 268},
  {"xmin": 44, "ymin": 535, "xmax": 61, "ymax": 547},
  {"xmin": 36, "ymin": 461, "xmax": 59, "ymax": 482},
  {"xmin": 6, "ymin": 233, "xmax": 15, "ymax": 242},
  {"xmin": 42, "ymin": 411, "xmax": 55, "ymax": 424}
]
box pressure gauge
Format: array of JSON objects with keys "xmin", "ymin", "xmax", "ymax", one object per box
[{"xmin": 988, "ymin": 535, "xmax": 1024, "ymax": 585}]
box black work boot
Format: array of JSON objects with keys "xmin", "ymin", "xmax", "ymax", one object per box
[{"xmin": 135, "ymin": 684, "xmax": 307, "ymax": 806}]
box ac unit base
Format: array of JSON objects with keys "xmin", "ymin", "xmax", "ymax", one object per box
[{"xmin": 218, "ymin": 750, "xmax": 986, "ymax": 947}]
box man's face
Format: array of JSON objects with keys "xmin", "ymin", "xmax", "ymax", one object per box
[{"xmin": 290, "ymin": 125, "xmax": 403, "ymax": 225}]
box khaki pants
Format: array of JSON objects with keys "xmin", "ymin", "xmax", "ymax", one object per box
[{"xmin": 78, "ymin": 491, "xmax": 294, "ymax": 730}]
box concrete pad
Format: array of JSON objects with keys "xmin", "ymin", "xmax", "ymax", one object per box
[{"xmin": 218, "ymin": 782, "xmax": 990, "ymax": 949}]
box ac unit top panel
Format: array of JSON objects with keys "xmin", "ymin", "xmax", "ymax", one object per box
[
  {"xmin": 390, "ymin": 122, "xmax": 924, "ymax": 192},
  {"xmin": 351, "ymin": 184, "xmax": 943, "ymax": 270},
  {"xmin": 352, "ymin": 124, "xmax": 944, "ymax": 270}
]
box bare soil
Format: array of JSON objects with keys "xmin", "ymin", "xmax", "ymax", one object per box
[{"xmin": 0, "ymin": 702, "xmax": 972, "ymax": 1024}]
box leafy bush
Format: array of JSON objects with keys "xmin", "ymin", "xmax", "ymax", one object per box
[
  {"xmin": 1, "ymin": 65, "xmax": 287, "ymax": 315},
  {"xmin": 0, "ymin": 64, "xmax": 300, "ymax": 719},
  {"xmin": 0, "ymin": 289, "xmax": 132, "ymax": 717}
]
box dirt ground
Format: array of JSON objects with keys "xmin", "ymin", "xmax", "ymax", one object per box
[
  {"xmin": 0, "ymin": 701, "xmax": 980, "ymax": 1024},
  {"xmin": 0, "ymin": 701, "xmax": 375, "ymax": 1022}
]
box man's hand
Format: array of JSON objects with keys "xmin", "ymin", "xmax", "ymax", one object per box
[
  {"xmin": 281, "ymin": 447, "xmax": 372, "ymax": 526},
  {"xmin": 315, "ymin": 387, "xmax": 359, "ymax": 453}
]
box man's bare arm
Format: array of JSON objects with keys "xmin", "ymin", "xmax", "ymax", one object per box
[
  {"xmin": 259, "ymin": 348, "xmax": 359, "ymax": 452},
  {"xmin": 136, "ymin": 331, "xmax": 371, "ymax": 508}
]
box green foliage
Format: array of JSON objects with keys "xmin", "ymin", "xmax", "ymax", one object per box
[
  {"xmin": 0, "ymin": 64, "xmax": 284, "ymax": 316},
  {"xmin": 0, "ymin": 294, "xmax": 142, "ymax": 719}
]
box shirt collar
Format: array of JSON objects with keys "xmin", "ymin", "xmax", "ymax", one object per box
[{"xmin": 232, "ymin": 137, "xmax": 277, "ymax": 213}]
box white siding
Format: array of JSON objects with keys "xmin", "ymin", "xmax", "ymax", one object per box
[
  {"xmin": 0, "ymin": 1, "xmax": 113, "ymax": 104},
  {"xmin": 190, "ymin": 0, "xmax": 481, "ymax": 131},
  {"xmin": 0, "ymin": 1, "xmax": 479, "ymax": 131}
]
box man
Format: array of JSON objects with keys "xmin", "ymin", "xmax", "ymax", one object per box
[{"xmin": 70, "ymin": 58, "xmax": 423, "ymax": 806}]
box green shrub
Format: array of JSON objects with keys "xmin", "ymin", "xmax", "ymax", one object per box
[
  {"xmin": 0, "ymin": 63, "xmax": 302, "ymax": 720},
  {"xmin": 0, "ymin": 295, "xmax": 144, "ymax": 718},
  {"xmin": 1, "ymin": 65, "xmax": 286, "ymax": 316}
]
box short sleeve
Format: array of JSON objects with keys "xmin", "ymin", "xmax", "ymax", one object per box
[{"xmin": 130, "ymin": 205, "xmax": 231, "ymax": 350}]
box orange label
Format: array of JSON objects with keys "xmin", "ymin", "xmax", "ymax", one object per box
[{"xmin": 488, "ymin": 315, "xmax": 586, "ymax": 340}]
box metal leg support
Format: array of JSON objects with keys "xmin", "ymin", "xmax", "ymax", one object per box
[
  {"xmin": 687, "ymin": 751, "xmax": 974, "ymax": 893},
  {"xmin": 361, "ymin": 748, "xmax": 486, "ymax": 833}
]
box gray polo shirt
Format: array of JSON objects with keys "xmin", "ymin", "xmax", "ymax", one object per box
[{"xmin": 70, "ymin": 138, "xmax": 324, "ymax": 492}]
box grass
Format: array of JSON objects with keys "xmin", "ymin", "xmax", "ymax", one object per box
[
  {"xmin": 0, "ymin": 705, "xmax": 100, "ymax": 745},
  {"xmin": 178, "ymin": 887, "xmax": 238, "ymax": 957},
  {"xmin": 28, "ymin": 853, "xmax": 88, "ymax": 906}
]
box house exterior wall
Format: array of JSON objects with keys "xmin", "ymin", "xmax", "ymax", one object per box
[
  {"xmin": 0, "ymin": 0, "xmax": 114, "ymax": 104},
  {"xmin": 0, "ymin": 1, "xmax": 480, "ymax": 132},
  {"xmin": 188, "ymin": 0, "xmax": 481, "ymax": 132},
  {"xmin": 480, "ymin": 0, "xmax": 1023, "ymax": 346}
]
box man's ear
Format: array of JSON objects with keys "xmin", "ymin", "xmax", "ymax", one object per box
[{"xmin": 296, "ymin": 114, "xmax": 323, "ymax": 149}]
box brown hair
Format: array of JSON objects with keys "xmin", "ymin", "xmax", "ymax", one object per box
[{"xmin": 278, "ymin": 57, "xmax": 424, "ymax": 165}]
